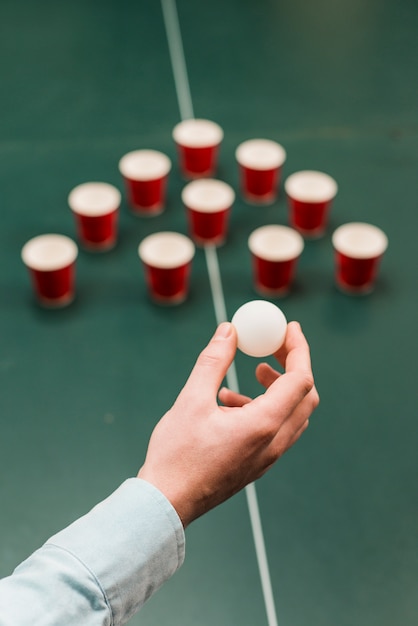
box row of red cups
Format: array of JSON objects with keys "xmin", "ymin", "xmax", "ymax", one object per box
[
  {"xmin": 248, "ymin": 223, "xmax": 388, "ymax": 296},
  {"xmin": 21, "ymin": 219, "xmax": 388, "ymax": 308},
  {"xmin": 137, "ymin": 221, "xmax": 388, "ymax": 302}
]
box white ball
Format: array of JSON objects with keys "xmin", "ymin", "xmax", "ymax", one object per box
[{"xmin": 231, "ymin": 300, "xmax": 287, "ymax": 358}]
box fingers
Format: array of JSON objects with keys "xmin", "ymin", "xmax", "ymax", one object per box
[
  {"xmin": 268, "ymin": 322, "xmax": 316, "ymax": 408},
  {"xmin": 258, "ymin": 384, "xmax": 317, "ymax": 468},
  {"xmin": 243, "ymin": 322, "xmax": 318, "ymax": 429},
  {"xmin": 179, "ymin": 323, "xmax": 238, "ymax": 405},
  {"xmin": 287, "ymin": 418, "xmax": 310, "ymax": 448},
  {"xmin": 274, "ymin": 321, "xmax": 312, "ymax": 374},
  {"xmin": 218, "ymin": 387, "xmax": 252, "ymax": 407},
  {"xmin": 270, "ymin": 418, "xmax": 310, "ymax": 461},
  {"xmin": 220, "ymin": 323, "xmax": 319, "ymax": 422},
  {"xmin": 185, "ymin": 319, "xmax": 318, "ymax": 447},
  {"xmin": 259, "ymin": 418, "xmax": 310, "ymax": 475},
  {"xmin": 219, "ymin": 363, "xmax": 281, "ymax": 407},
  {"xmin": 270, "ymin": 387, "xmax": 317, "ymax": 451},
  {"xmin": 218, "ymin": 363, "xmax": 281, "ymax": 407},
  {"xmin": 255, "ymin": 362, "xmax": 282, "ymax": 388},
  {"xmin": 253, "ymin": 322, "xmax": 314, "ymax": 412},
  {"xmin": 219, "ymin": 360, "xmax": 283, "ymax": 407}
]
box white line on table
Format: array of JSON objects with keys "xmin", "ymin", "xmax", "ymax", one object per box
[
  {"xmin": 204, "ymin": 246, "xmax": 278, "ymax": 626},
  {"xmin": 161, "ymin": 0, "xmax": 194, "ymax": 121},
  {"xmin": 161, "ymin": 3, "xmax": 279, "ymax": 625}
]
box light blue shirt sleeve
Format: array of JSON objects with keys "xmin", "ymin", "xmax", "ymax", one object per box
[{"xmin": 0, "ymin": 478, "xmax": 186, "ymax": 626}]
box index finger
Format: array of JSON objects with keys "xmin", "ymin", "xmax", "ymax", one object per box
[
  {"xmin": 274, "ymin": 321, "xmax": 313, "ymax": 375},
  {"xmin": 243, "ymin": 321, "xmax": 316, "ymax": 421}
]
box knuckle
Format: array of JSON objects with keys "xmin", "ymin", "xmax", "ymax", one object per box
[
  {"xmin": 311, "ymin": 388, "xmax": 320, "ymax": 409},
  {"xmin": 253, "ymin": 418, "xmax": 278, "ymax": 445},
  {"xmin": 197, "ymin": 348, "xmax": 220, "ymax": 368},
  {"xmin": 299, "ymin": 371, "xmax": 315, "ymax": 396},
  {"xmin": 267, "ymin": 440, "xmax": 287, "ymax": 464},
  {"xmin": 264, "ymin": 449, "xmax": 279, "ymax": 468}
]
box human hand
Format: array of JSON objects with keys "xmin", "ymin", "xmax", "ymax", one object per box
[{"xmin": 137, "ymin": 321, "xmax": 319, "ymax": 527}]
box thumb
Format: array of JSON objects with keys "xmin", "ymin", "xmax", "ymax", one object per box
[{"xmin": 181, "ymin": 322, "xmax": 237, "ymax": 404}]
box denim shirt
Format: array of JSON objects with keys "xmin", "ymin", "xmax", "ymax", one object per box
[{"xmin": 0, "ymin": 479, "xmax": 185, "ymax": 625}]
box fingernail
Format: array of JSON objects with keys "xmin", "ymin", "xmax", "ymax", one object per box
[{"xmin": 215, "ymin": 322, "xmax": 233, "ymax": 338}]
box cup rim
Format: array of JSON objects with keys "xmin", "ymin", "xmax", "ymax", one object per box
[
  {"xmin": 172, "ymin": 118, "xmax": 224, "ymax": 148},
  {"xmin": 248, "ymin": 225, "xmax": 304, "ymax": 261},
  {"xmin": 235, "ymin": 139, "xmax": 287, "ymax": 170},
  {"xmin": 22, "ymin": 234, "xmax": 78, "ymax": 271},
  {"xmin": 181, "ymin": 179, "xmax": 235, "ymax": 213},
  {"xmin": 138, "ymin": 231, "xmax": 195, "ymax": 268},
  {"xmin": 332, "ymin": 222, "xmax": 388, "ymax": 259},
  {"xmin": 68, "ymin": 182, "xmax": 121, "ymax": 216},
  {"xmin": 285, "ymin": 170, "xmax": 338, "ymax": 203},
  {"xmin": 118, "ymin": 150, "xmax": 172, "ymax": 181}
]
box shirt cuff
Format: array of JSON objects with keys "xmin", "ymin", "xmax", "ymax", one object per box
[{"xmin": 47, "ymin": 478, "xmax": 185, "ymax": 625}]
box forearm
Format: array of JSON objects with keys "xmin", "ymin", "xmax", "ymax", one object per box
[{"xmin": 0, "ymin": 479, "xmax": 185, "ymax": 626}]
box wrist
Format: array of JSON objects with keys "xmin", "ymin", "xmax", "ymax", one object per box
[{"xmin": 136, "ymin": 469, "xmax": 193, "ymax": 528}]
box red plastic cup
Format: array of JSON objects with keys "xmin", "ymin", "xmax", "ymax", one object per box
[
  {"xmin": 68, "ymin": 182, "xmax": 121, "ymax": 251},
  {"xmin": 332, "ymin": 222, "xmax": 388, "ymax": 294},
  {"xmin": 21, "ymin": 234, "xmax": 78, "ymax": 307},
  {"xmin": 285, "ymin": 170, "xmax": 338, "ymax": 238},
  {"xmin": 118, "ymin": 150, "xmax": 171, "ymax": 215},
  {"xmin": 172, "ymin": 119, "xmax": 223, "ymax": 179},
  {"xmin": 248, "ymin": 225, "xmax": 304, "ymax": 296},
  {"xmin": 181, "ymin": 179, "xmax": 235, "ymax": 246},
  {"xmin": 235, "ymin": 139, "xmax": 287, "ymax": 204},
  {"xmin": 138, "ymin": 232, "xmax": 195, "ymax": 305}
]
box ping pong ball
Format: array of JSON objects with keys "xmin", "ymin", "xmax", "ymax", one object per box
[{"xmin": 231, "ymin": 300, "xmax": 287, "ymax": 357}]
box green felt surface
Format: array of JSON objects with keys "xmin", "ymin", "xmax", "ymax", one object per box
[{"xmin": 0, "ymin": 1, "xmax": 417, "ymax": 625}]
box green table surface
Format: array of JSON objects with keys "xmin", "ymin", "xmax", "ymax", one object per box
[{"xmin": 1, "ymin": 1, "xmax": 417, "ymax": 625}]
